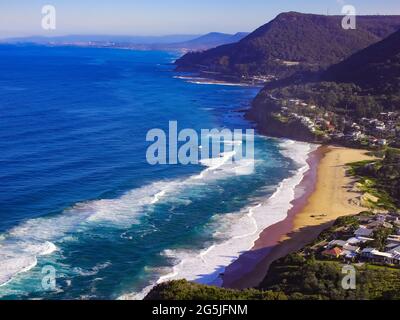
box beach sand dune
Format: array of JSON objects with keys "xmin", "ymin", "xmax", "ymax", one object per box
[{"xmin": 223, "ymin": 146, "xmax": 374, "ymax": 289}]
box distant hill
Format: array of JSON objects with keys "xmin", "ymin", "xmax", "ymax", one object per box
[
  {"xmin": 163, "ymin": 32, "xmax": 249, "ymax": 51},
  {"xmin": 1, "ymin": 32, "xmax": 248, "ymax": 51},
  {"xmin": 175, "ymin": 12, "xmax": 400, "ymax": 79},
  {"xmin": 322, "ymin": 28, "xmax": 400, "ymax": 95}
]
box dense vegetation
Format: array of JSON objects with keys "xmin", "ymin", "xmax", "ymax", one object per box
[
  {"xmin": 323, "ymin": 28, "xmax": 400, "ymax": 95},
  {"xmin": 176, "ymin": 12, "xmax": 400, "ymax": 79},
  {"xmin": 146, "ymin": 264, "xmax": 400, "ymax": 300},
  {"xmin": 265, "ymin": 81, "xmax": 400, "ymax": 118},
  {"xmin": 259, "ymin": 253, "xmax": 400, "ymax": 300},
  {"xmin": 350, "ymin": 148, "xmax": 400, "ymax": 208},
  {"xmin": 144, "ymin": 280, "xmax": 287, "ymax": 300}
]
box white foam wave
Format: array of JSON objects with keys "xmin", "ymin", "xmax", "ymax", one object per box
[
  {"xmin": 173, "ymin": 76, "xmax": 251, "ymax": 87},
  {"xmin": 0, "ymin": 145, "xmax": 254, "ymax": 287},
  {"xmin": 0, "ymin": 241, "xmax": 56, "ymax": 287},
  {"xmin": 121, "ymin": 139, "xmax": 318, "ymax": 299},
  {"xmin": 0, "ymin": 179, "xmax": 188, "ymax": 287},
  {"xmin": 73, "ymin": 261, "xmax": 112, "ymax": 277}
]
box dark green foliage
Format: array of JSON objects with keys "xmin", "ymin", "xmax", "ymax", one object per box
[
  {"xmin": 266, "ymin": 81, "xmax": 399, "ymax": 118},
  {"xmin": 261, "ymin": 258, "xmax": 344, "ymax": 299},
  {"xmin": 261, "ymin": 257, "xmax": 400, "ymax": 300},
  {"xmin": 323, "ymin": 28, "xmax": 400, "ymax": 95},
  {"xmin": 144, "ymin": 280, "xmax": 287, "ymax": 300}
]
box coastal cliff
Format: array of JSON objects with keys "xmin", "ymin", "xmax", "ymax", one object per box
[{"xmin": 246, "ymin": 94, "xmax": 326, "ymax": 143}]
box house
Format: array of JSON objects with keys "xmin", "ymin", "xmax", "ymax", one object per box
[
  {"xmin": 386, "ymin": 242, "xmax": 400, "ymax": 250},
  {"xmin": 371, "ymin": 251, "xmax": 394, "ymax": 264},
  {"xmin": 346, "ymin": 236, "xmax": 373, "ymax": 245},
  {"xmin": 343, "ymin": 244, "xmax": 360, "ymax": 253},
  {"xmin": 354, "ymin": 226, "xmax": 374, "ymax": 237},
  {"xmin": 342, "ymin": 244, "xmax": 360, "ymax": 260},
  {"xmin": 326, "ymin": 240, "xmax": 347, "ymax": 248},
  {"xmin": 346, "ymin": 237, "xmax": 362, "ymax": 245},
  {"xmin": 387, "ymin": 235, "xmax": 400, "ymax": 244},
  {"xmin": 322, "ymin": 247, "xmax": 343, "ymax": 259},
  {"xmin": 361, "ymin": 248, "xmax": 393, "ymax": 264},
  {"xmin": 361, "ymin": 248, "xmax": 376, "ymax": 259}
]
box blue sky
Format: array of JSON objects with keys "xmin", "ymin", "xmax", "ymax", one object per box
[{"xmin": 1, "ymin": 0, "xmax": 399, "ymax": 38}]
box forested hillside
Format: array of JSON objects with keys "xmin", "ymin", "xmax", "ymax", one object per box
[{"xmin": 176, "ymin": 12, "xmax": 400, "ymax": 79}]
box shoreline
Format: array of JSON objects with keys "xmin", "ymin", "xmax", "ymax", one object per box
[
  {"xmin": 121, "ymin": 138, "xmax": 315, "ymax": 300},
  {"xmin": 123, "ymin": 72, "xmax": 373, "ymax": 299},
  {"xmin": 173, "ymin": 75, "xmax": 264, "ymax": 88},
  {"xmin": 222, "ymin": 145, "xmax": 374, "ymax": 289}
]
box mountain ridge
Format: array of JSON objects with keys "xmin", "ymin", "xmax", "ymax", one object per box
[
  {"xmin": 322, "ymin": 28, "xmax": 400, "ymax": 94},
  {"xmin": 175, "ymin": 12, "xmax": 400, "ymax": 79}
]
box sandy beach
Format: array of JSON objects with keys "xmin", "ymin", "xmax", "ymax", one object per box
[{"xmin": 223, "ymin": 145, "xmax": 374, "ymax": 289}]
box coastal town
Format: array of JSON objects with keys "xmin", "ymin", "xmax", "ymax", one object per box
[
  {"xmin": 303, "ymin": 212, "xmax": 400, "ymax": 267},
  {"xmin": 270, "ymin": 96, "xmax": 400, "ymax": 148}
]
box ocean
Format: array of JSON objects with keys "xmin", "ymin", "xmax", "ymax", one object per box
[{"xmin": 0, "ymin": 45, "xmax": 313, "ymax": 299}]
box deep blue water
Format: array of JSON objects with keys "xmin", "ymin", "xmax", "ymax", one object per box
[{"xmin": 0, "ymin": 45, "xmax": 295, "ymax": 299}]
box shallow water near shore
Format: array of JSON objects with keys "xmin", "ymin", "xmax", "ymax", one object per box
[{"xmin": 0, "ymin": 45, "xmax": 309, "ymax": 299}]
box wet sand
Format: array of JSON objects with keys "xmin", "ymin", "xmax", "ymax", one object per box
[{"xmin": 222, "ymin": 146, "xmax": 373, "ymax": 289}]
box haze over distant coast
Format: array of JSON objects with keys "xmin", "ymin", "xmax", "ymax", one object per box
[{"xmin": 0, "ymin": 32, "xmax": 249, "ymax": 52}]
